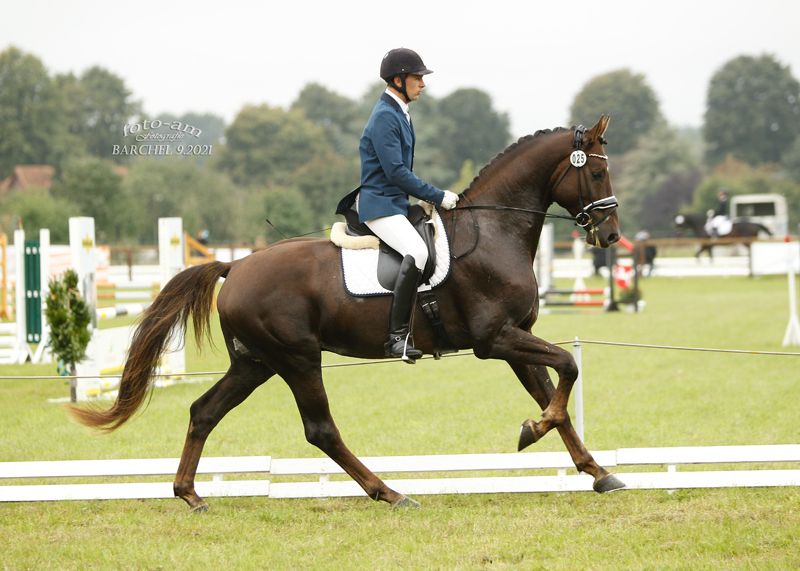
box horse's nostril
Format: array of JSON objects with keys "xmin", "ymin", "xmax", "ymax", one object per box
[{"xmin": 607, "ymin": 233, "xmax": 619, "ymax": 244}]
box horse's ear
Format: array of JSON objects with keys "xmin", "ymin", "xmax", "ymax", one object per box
[{"xmin": 587, "ymin": 115, "xmax": 611, "ymax": 143}]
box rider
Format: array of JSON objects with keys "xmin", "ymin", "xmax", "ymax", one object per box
[
  {"xmin": 335, "ymin": 48, "xmax": 460, "ymax": 363},
  {"xmin": 706, "ymin": 189, "xmax": 731, "ymax": 237}
]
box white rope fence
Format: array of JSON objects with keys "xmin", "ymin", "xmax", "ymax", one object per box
[{"xmin": 0, "ymin": 337, "xmax": 798, "ymax": 381}]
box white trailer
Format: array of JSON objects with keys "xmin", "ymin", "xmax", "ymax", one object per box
[{"xmin": 730, "ymin": 193, "xmax": 789, "ymax": 236}]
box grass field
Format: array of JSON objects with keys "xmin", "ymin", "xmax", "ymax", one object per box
[{"xmin": 1, "ymin": 275, "xmax": 799, "ymax": 569}]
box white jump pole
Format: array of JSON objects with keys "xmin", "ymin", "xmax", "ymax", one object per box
[
  {"xmin": 158, "ymin": 217, "xmax": 184, "ymax": 289},
  {"xmin": 12, "ymin": 229, "xmax": 30, "ymax": 364},
  {"xmin": 782, "ymin": 237, "xmax": 800, "ymax": 347},
  {"xmin": 69, "ymin": 217, "xmax": 98, "ymax": 401},
  {"xmin": 571, "ymin": 235, "xmax": 589, "ymax": 301},
  {"xmin": 572, "ymin": 336, "xmax": 585, "ymax": 442},
  {"xmin": 157, "ymin": 217, "xmax": 186, "ymax": 376},
  {"xmin": 69, "ymin": 217, "xmax": 97, "ymax": 328}
]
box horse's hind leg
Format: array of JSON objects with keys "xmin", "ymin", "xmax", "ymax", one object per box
[
  {"xmin": 283, "ymin": 365, "xmax": 416, "ymax": 508},
  {"xmin": 510, "ymin": 363, "xmax": 624, "ymax": 493},
  {"xmin": 173, "ymin": 358, "xmax": 274, "ymax": 512}
]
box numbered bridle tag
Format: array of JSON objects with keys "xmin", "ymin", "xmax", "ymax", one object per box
[{"xmin": 570, "ymin": 150, "xmax": 587, "ymax": 168}]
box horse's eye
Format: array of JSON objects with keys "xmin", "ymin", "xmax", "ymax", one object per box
[{"xmin": 591, "ymin": 170, "xmax": 605, "ymax": 181}]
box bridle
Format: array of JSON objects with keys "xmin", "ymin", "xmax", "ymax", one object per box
[
  {"xmin": 551, "ymin": 126, "xmax": 618, "ymax": 232},
  {"xmin": 448, "ymin": 125, "xmax": 619, "ymax": 260}
]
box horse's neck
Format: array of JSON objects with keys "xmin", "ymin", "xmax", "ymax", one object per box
[
  {"xmin": 463, "ymin": 165, "xmax": 552, "ymax": 212},
  {"xmin": 459, "ymin": 141, "xmax": 561, "ymax": 252},
  {"xmin": 692, "ymin": 216, "xmax": 709, "ymax": 237}
]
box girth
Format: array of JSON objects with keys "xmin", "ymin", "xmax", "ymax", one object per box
[{"xmin": 341, "ymin": 205, "xmax": 437, "ymax": 289}]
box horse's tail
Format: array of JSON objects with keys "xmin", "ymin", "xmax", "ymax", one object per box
[
  {"xmin": 68, "ymin": 261, "xmax": 231, "ymax": 432},
  {"xmin": 758, "ymin": 223, "xmax": 773, "ymax": 236}
]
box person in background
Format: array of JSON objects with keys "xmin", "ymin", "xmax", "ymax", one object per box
[{"xmin": 706, "ymin": 189, "xmax": 731, "ymax": 237}]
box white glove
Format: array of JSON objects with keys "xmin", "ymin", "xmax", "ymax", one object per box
[{"xmin": 440, "ymin": 190, "xmax": 460, "ymax": 210}]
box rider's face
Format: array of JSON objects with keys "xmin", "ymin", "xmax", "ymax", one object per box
[
  {"xmin": 405, "ymin": 74, "xmax": 425, "ymax": 101},
  {"xmin": 393, "ymin": 74, "xmax": 425, "ymax": 102}
]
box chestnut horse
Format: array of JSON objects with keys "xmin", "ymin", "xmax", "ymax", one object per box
[{"xmin": 70, "ymin": 116, "xmax": 623, "ymax": 511}]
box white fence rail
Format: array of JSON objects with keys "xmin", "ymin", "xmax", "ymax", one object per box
[{"xmin": 1, "ymin": 444, "xmax": 798, "ymax": 503}]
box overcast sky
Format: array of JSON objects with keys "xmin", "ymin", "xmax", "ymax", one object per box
[{"xmin": 2, "ymin": 0, "xmax": 799, "ymax": 138}]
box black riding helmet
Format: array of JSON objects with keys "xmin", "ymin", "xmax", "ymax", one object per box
[{"xmin": 380, "ymin": 48, "xmax": 433, "ymax": 101}]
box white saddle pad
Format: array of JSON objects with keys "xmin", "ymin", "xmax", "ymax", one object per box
[
  {"xmin": 706, "ymin": 216, "xmax": 733, "ymax": 236},
  {"xmin": 340, "ymin": 213, "xmax": 451, "ymax": 296}
]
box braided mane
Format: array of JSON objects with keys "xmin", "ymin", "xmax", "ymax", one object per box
[{"xmin": 464, "ymin": 127, "xmax": 572, "ymax": 192}]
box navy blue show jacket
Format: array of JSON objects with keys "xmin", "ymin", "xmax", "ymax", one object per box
[{"xmin": 336, "ymin": 92, "xmax": 445, "ymax": 222}]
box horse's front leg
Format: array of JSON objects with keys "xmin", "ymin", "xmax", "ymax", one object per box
[
  {"xmin": 510, "ymin": 362, "xmax": 624, "ymax": 493},
  {"xmin": 482, "ymin": 327, "xmax": 578, "ymax": 442}
]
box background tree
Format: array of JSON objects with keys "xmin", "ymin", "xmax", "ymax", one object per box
[
  {"xmin": 569, "ymin": 69, "xmax": 663, "ymax": 155},
  {"xmin": 781, "ymin": 131, "xmax": 800, "ymax": 182},
  {"xmin": 401, "ymin": 93, "xmax": 455, "ymax": 188},
  {"xmin": 291, "ymin": 153, "xmax": 359, "ymax": 229},
  {"xmin": 120, "ymin": 159, "xmax": 243, "ymax": 243},
  {"xmin": 214, "ymin": 104, "xmax": 330, "ymax": 186},
  {"xmin": 52, "ymin": 72, "xmax": 91, "ymax": 160},
  {"xmin": 435, "ymin": 88, "xmax": 511, "ymax": 178},
  {"xmin": 149, "ymin": 111, "xmax": 226, "ymax": 166},
  {"xmin": 451, "ymin": 160, "xmax": 477, "ymax": 193},
  {"xmin": 291, "ymin": 83, "xmax": 361, "ymax": 156},
  {"xmin": 615, "ymin": 124, "xmax": 703, "ymax": 236},
  {"xmin": 703, "ymin": 54, "xmax": 800, "ymax": 167},
  {"xmin": 0, "ymin": 188, "xmax": 77, "ymax": 242},
  {"xmin": 262, "ymin": 187, "xmax": 313, "ymax": 243},
  {"xmin": 73, "ymin": 66, "xmax": 141, "ymax": 161},
  {"xmin": 51, "ymin": 158, "xmax": 127, "ymax": 242},
  {"xmin": 176, "ymin": 111, "xmax": 226, "ymax": 145},
  {"xmin": 0, "ymin": 47, "xmax": 70, "ymax": 176}
]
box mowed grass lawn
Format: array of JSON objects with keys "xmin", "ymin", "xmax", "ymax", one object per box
[{"xmin": 1, "ymin": 275, "xmax": 798, "ymax": 569}]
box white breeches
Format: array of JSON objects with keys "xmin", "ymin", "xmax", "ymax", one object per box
[{"xmin": 365, "ymin": 215, "xmax": 428, "ymax": 271}]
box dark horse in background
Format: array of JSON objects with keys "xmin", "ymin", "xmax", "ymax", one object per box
[
  {"xmin": 70, "ymin": 117, "xmax": 623, "ymax": 511},
  {"xmin": 674, "ymin": 212, "xmax": 772, "ymax": 260}
]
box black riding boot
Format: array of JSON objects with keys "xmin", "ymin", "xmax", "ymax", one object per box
[{"xmin": 385, "ymin": 255, "xmax": 424, "ymax": 364}]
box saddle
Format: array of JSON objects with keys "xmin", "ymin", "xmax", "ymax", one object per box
[
  {"xmin": 332, "ymin": 204, "xmax": 456, "ymax": 357},
  {"xmin": 340, "ymin": 204, "xmax": 438, "ymax": 290}
]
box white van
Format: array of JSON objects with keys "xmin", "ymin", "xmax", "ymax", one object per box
[{"xmin": 729, "ymin": 193, "xmax": 788, "ymax": 236}]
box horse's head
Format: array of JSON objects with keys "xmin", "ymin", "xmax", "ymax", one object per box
[
  {"xmin": 550, "ymin": 116, "xmax": 620, "ymax": 247},
  {"xmin": 673, "ymin": 212, "xmax": 704, "ymax": 237}
]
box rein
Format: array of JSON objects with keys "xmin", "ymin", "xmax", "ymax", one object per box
[
  {"xmin": 447, "ymin": 199, "xmax": 577, "ymax": 261},
  {"xmin": 454, "ymin": 203, "xmax": 577, "ymax": 222}
]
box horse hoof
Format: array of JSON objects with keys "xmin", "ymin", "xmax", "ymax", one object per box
[
  {"xmin": 392, "ymin": 495, "xmax": 421, "ymax": 509},
  {"xmin": 594, "ymin": 473, "xmax": 625, "ymax": 494},
  {"xmin": 189, "ymin": 502, "xmax": 209, "ymax": 514},
  {"xmin": 517, "ymin": 420, "xmax": 539, "ymax": 451}
]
